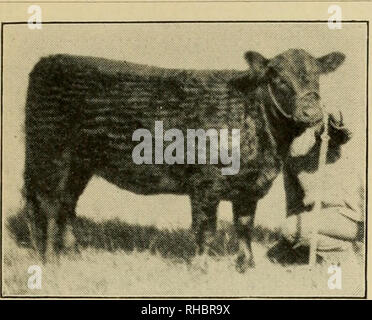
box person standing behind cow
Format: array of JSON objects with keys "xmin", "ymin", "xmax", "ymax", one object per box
[{"xmin": 269, "ymin": 112, "xmax": 364, "ymax": 264}]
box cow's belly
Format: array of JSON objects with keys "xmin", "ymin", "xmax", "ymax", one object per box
[
  {"xmin": 95, "ymin": 164, "xmax": 187, "ymax": 195},
  {"xmin": 93, "ymin": 148, "xmax": 281, "ymax": 200}
]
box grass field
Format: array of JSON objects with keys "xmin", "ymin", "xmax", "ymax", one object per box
[{"xmin": 2, "ymin": 210, "xmax": 365, "ymax": 297}]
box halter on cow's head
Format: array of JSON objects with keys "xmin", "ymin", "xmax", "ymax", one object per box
[{"xmin": 242, "ymin": 49, "xmax": 345, "ymax": 126}]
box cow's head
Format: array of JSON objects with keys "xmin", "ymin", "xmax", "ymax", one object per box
[{"xmin": 241, "ymin": 49, "xmax": 345, "ymax": 126}]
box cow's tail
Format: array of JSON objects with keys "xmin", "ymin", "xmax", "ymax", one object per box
[{"xmin": 24, "ymin": 55, "xmax": 80, "ymax": 255}]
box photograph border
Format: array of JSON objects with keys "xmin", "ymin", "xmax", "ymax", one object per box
[{"xmin": 0, "ymin": 20, "xmax": 369, "ymax": 299}]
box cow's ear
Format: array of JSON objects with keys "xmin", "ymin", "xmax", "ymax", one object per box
[
  {"xmin": 231, "ymin": 52, "xmax": 269, "ymax": 92},
  {"xmin": 244, "ymin": 51, "xmax": 269, "ymax": 76},
  {"xmin": 317, "ymin": 52, "xmax": 345, "ymax": 73}
]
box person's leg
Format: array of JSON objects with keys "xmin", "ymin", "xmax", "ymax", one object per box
[{"xmin": 281, "ymin": 207, "xmax": 361, "ymax": 244}]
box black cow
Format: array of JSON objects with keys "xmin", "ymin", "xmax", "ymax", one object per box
[{"xmin": 24, "ymin": 49, "xmax": 345, "ymax": 271}]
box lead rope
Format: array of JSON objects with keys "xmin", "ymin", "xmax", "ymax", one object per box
[
  {"xmin": 267, "ymin": 84, "xmax": 293, "ymax": 119},
  {"xmin": 308, "ymin": 110, "xmax": 330, "ymax": 267}
]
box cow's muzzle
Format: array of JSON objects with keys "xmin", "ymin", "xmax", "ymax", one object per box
[{"xmin": 294, "ymin": 92, "xmax": 323, "ymax": 125}]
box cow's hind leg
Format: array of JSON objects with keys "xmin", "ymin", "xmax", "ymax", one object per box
[
  {"xmin": 25, "ymin": 194, "xmax": 47, "ymax": 256},
  {"xmin": 26, "ymin": 193, "xmax": 66, "ymax": 262},
  {"xmin": 31, "ymin": 148, "xmax": 92, "ymax": 262},
  {"xmin": 58, "ymin": 165, "xmax": 93, "ymax": 253},
  {"xmin": 233, "ymin": 200, "xmax": 257, "ymax": 272},
  {"xmin": 36, "ymin": 194, "xmax": 62, "ymax": 262},
  {"xmin": 29, "ymin": 149, "xmax": 73, "ymax": 262},
  {"xmin": 24, "ymin": 170, "xmax": 64, "ymax": 261}
]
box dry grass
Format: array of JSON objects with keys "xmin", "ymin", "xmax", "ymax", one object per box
[
  {"xmin": 3, "ymin": 211, "xmax": 365, "ymax": 297},
  {"xmin": 6, "ymin": 211, "xmax": 282, "ymax": 262}
]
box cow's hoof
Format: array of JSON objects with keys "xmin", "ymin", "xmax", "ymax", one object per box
[
  {"xmin": 60, "ymin": 244, "xmax": 81, "ymax": 258},
  {"xmin": 235, "ymin": 255, "xmax": 255, "ymax": 273},
  {"xmin": 43, "ymin": 250, "xmax": 59, "ymax": 265},
  {"xmin": 43, "ymin": 242, "xmax": 60, "ymax": 264}
]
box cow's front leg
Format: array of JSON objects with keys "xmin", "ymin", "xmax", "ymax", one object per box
[
  {"xmin": 233, "ymin": 200, "xmax": 257, "ymax": 272},
  {"xmin": 190, "ymin": 191, "xmax": 219, "ymax": 258}
]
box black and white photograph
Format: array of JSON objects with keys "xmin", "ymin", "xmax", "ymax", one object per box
[{"xmin": 0, "ymin": 5, "xmax": 368, "ymax": 299}]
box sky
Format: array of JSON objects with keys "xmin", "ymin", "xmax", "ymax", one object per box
[{"xmin": 2, "ymin": 22, "xmax": 367, "ymax": 229}]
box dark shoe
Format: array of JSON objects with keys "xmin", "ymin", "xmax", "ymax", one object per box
[{"xmin": 267, "ymin": 237, "xmax": 323, "ymax": 265}]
